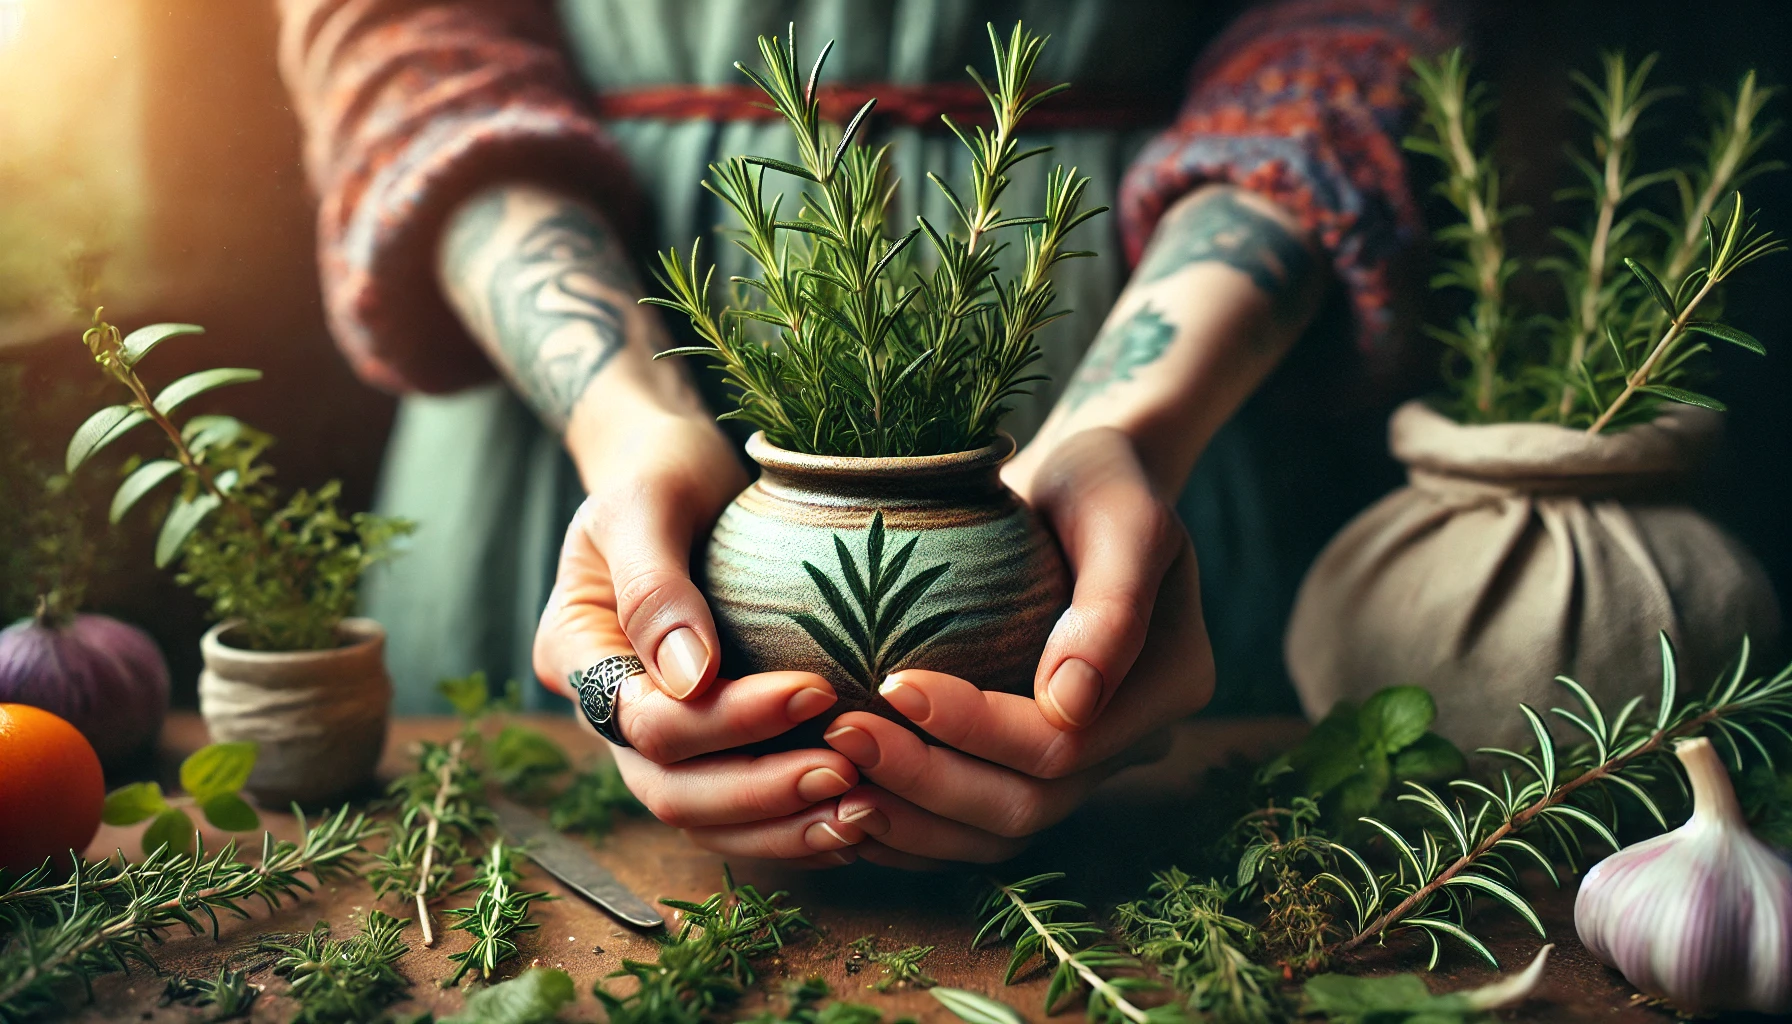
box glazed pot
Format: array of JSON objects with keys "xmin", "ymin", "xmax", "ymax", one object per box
[
  {"xmin": 1285, "ymin": 401, "xmax": 1780, "ymax": 750},
  {"xmin": 703, "ymin": 432, "xmax": 1069, "ymax": 721},
  {"xmin": 198, "ymin": 617, "xmax": 391, "ymax": 807}
]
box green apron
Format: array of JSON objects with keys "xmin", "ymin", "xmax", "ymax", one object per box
[{"xmin": 364, "ymin": 0, "xmax": 1298, "ymax": 716}]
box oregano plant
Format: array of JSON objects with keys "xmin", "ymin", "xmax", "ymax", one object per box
[
  {"xmin": 647, "ymin": 22, "xmax": 1104, "ymax": 457},
  {"xmin": 64, "ymin": 309, "xmax": 413, "ymax": 650}
]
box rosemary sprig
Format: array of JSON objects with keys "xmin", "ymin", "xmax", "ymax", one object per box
[
  {"xmin": 0, "ymin": 806, "xmax": 376, "ymax": 1022},
  {"xmin": 849, "ymin": 935, "xmax": 937, "ymax": 991},
  {"xmin": 441, "ymin": 840, "xmax": 552, "ymax": 986},
  {"xmin": 1114, "ymin": 869, "xmax": 1287, "ymax": 1024},
  {"xmin": 1322, "ymin": 633, "xmax": 1792, "ymax": 966},
  {"xmin": 976, "ymin": 874, "xmax": 1179, "ymax": 1024},
  {"xmin": 599, "ymin": 868, "xmax": 813, "ymax": 1024},
  {"xmin": 160, "ymin": 965, "xmax": 260, "ymax": 1020},
  {"xmin": 264, "ymin": 911, "xmax": 411, "ymax": 1024},
  {"xmin": 368, "ymin": 736, "xmax": 489, "ymax": 947}
]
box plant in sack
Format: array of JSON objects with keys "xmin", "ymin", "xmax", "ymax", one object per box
[
  {"xmin": 64, "ymin": 310, "xmax": 413, "ymax": 805},
  {"xmin": 1285, "ymin": 50, "xmax": 1783, "ymax": 748},
  {"xmin": 648, "ymin": 24, "xmax": 1102, "ymax": 719}
]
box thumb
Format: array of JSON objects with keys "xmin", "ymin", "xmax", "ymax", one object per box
[{"xmin": 579, "ymin": 492, "xmax": 722, "ymax": 701}]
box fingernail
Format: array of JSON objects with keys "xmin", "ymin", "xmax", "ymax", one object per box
[
  {"xmin": 655, "ymin": 627, "xmax": 708, "ymax": 699},
  {"xmin": 838, "ymin": 804, "xmax": 890, "ymax": 836},
  {"xmin": 786, "ymin": 686, "xmax": 836, "ymax": 723},
  {"xmin": 1045, "ymin": 658, "xmax": 1103, "ymax": 727},
  {"xmin": 825, "ymin": 850, "xmax": 854, "ymax": 866},
  {"xmin": 822, "ymin": 725, "xmax": 879, "ymax": 768},
  {"xmin": 878, "ymin": 677, "xmax": 930, "ymax": 721},
  {"xmin": 805, "ymin": 821, "xmax": 860, "ymax": 851},
  {"xmin": 796, "ymin": 767, "xmax": 851, "ymax": 802}
]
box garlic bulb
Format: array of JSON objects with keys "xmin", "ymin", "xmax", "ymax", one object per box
[{"xmin": 1574, "ymin": 736, "xmax": 1792, "ymax": 1015}]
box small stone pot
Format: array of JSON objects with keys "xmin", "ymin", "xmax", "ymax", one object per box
[
  {"xmin": 703, "ymin": 432, "xmax": 1069, "ymax": 723},
  {"xmin": 198, "ymin": 618, "xmax": 391, "ymax": 807}
]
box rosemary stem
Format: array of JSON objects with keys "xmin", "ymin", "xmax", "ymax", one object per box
[
  {"xmin": 413, "ymin": 736, "xmax": 463, "ymax": 947},
  {"xmin": 1441, "ymin": 83, "xmax": 1503, "ymax": 417},
  {"xmin": 1335, "ymin": 706, "xmax": 1721, "ymax": 953},
  {"xmin": 1585, "ymin": 273, "xmax": 1719, "ymax": 433},
  {"xmin": 999, "ymin": 883, "xmax": 1151, "ymax": 1024},
  {"xmin": 1558, "ymin": 109, "xmax": 1627, "ymax": 420}
]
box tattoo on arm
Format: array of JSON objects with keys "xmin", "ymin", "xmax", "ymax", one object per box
[
  {"xmin": 441, "ymin": 191, "xmax": 639, "ymax": 432},
  {"xmin": 1061, "ymin": 304, "xmax": 1178, "ymax": 410},
  {"xmin": 1132, "ymin": 188, "xmax": 1316, "ymax": 320}
]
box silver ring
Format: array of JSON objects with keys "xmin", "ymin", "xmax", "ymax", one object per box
[{"xmin": 572, "ymin": 654, "xmax": 645, "ymax": 747}]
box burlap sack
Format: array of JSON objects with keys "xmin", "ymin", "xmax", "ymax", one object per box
[{"xmin": 1286, "ymin": 401, "xmax": 1780, "ymax": 750}]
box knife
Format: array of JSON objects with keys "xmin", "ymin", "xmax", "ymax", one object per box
[{"xmin": 491, "ymin": 796, "xmax": 665, "ymax": 930}]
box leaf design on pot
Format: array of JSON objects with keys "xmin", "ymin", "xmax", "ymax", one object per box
[{"xmin": 789, "ymin": 511, "xmax": 959, "ymax": 692}]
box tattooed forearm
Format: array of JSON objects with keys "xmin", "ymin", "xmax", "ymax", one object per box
[
  {"xmin": 1061, "ymin": 303, "xmax": 1178, "ymax": 410},
  {"xmin": 440, "ymin": 187, "xmax": 639, "ymax": 431},
  {"xmin": 1133, "ymin": 187, "xmax": 1316, "ymax": 320}
]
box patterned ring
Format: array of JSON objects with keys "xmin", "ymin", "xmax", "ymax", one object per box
[{"xmin": 571, "ymin": 654, "xmax": 646, "ymax": 747}]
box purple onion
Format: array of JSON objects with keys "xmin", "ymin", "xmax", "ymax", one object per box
[{"xmin": 0, "ymin": 613, "xmax": 170, "ymax": 768}]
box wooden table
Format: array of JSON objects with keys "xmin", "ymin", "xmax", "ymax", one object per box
[{"xmin": 68, "ymin": 713, "xmax": 1672, "ymax": 1023}]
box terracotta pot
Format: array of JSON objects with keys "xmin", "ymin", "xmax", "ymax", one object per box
[
  {"xmin": 703, "ymin": 432, "xmax": 1069, "ymax": 723},
  {"xmin": 1286, "ymin": 401, "xmax": 1780, "ymax": 750},
  {"xmin": 198, "ymin": 618, "xmax": 390, "ymax": 807}
]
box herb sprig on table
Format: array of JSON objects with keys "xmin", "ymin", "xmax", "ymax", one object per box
[{"xmin": 648, "ymin": 22, "xmax": 1104, "ymax": 457}]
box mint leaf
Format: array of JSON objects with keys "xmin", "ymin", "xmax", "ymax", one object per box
[
  {"xmin": 1360, "ymin": 686, "xmax": 1436, "ymax": 752},
  {"xmin": 1393, "ymin": 733, "xmax": 1467, "ymax": 782},
  {"xmin": 1335, "ymin": 751, "xmax": 1392, "ymax": 820},
  {"xmin": 441, "ymin": 967, "xmax": 575, "ymax": 1024},
  {"xmin": 102, "ymin": 781, "xmax": 168, "ymax": 825},
  {"xmin": 437, "ymin": 671, "xmax": 493, "ymax": 719},
  {"xmin": 142, "ymin": 808, "xmax": 196, "ymax": 856},
  {"xmin": 180, "ymin": 742, "xmax": 258, "ymax": 802},
  {"xmin": 200, "ymin": 792, "xmax": 260, "ymax": 832}
]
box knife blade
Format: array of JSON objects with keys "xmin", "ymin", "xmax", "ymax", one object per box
[{"xmin": 491, "ymin": 796, "xmax": 665, "ymax": 930}]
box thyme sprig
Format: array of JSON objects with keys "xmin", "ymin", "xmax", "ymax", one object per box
[
  {"xmin": 1322, "ymin": 633, "xmax": 1792, "ymax": 967},
  {"xmin": 976, "ymin": 873, "xmax": 1181, "ymax": 1024},
  {"xmin": 0, "ymin": 806, "xmax": 376, "ymax": 1023},
  {"xmin": 1113, "ymin": 869, "xmax": 1286, "ymax": 1024},
  {"xmin": 647, "ymin": 22, "xmax": 1103, "ymax": 457},
  {"xmin": 264, "ymin": 911, "xmax": 411, "ymax": 1024},
  {"xmin": 442, "ymin": 840, "xmax": 552, "ymax": 986}
]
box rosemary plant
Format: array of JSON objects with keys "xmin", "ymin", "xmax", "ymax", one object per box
[
  {"xmin": 441, "ymin": 840, "xmax": 553, "ymax": 986},
  {"xmin": 647, "ymin": 23, "xmax": 1104, "ymax": 457},
  {"xmin": 1113, "ymin": 869, "xmax": 1286, "ymax": 1024},
  {"xmin": 1407, "ymin": 50, "xmax": 1783, "ymax": 430},
  {"xmin": 0, "ymin": 806, "xmax": 376, "ymax": 1022},
  {"xmin": 598, "ymin": 868, "xmax": 812, "ymax": 1024},
  {"xmin": 1319, "ymin": 634, "xmax": 1792, "ymax": 968},
  {"xmin": 976, "ymin": 874, "xmax": 1182, "ymax": 1024},
  {"xmin": 264, "ymin": 912, "xmax": 412, "ymax": 1024}
]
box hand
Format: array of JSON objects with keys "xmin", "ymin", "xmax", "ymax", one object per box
[
  {"xmin": 532, "ymin": 413, "xmax": 875, "ymax": 866},
  {"xmin": 816, "ymin": 427, "xmax": 1215, "ymax": 868}
]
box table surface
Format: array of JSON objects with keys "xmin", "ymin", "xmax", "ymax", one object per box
[{"xmin": 65, "ymin": 713, "xmax": 1676, "ymax": 1023}]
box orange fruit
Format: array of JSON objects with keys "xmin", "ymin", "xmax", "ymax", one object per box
[{"xmin": 0, "ymin": 703, "xmax": 106, "ymax": 875}]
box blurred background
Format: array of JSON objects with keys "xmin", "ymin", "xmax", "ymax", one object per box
[{"xmin": 1, "ymin": 1, "xmax": 1788, "ymax": 706}]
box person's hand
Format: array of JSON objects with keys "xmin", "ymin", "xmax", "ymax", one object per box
[
  {"xmin": 818, "ymin": 427, "xmax": 1215, "ymax": 868},
  {"xmin": 533, "ymin": 413, "xmax": 875, "ymax": 867}
]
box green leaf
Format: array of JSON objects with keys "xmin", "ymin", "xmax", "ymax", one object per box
[
  {"xmin": 109, "ymin": 458, "xmax": 183, "ymax": 524},
  {"xmin": 120, "ymin": 322, "xmax": 204, "ymax": 365},
  {"xmin": 1685, "ymin": 320, "xmax": 1766, "ymax": 355},
  {"xmin": 1295, "ymin": 704, "xmax": 1365, "ymax": 796},
  {"xmin": 1393, "ymin": 733, "xmax": 1466, "ymax": 781},
  {"xmin": 1300, "ymin": 972, "xmax": 1436, "ymax": 1016},
  {"xmin": 491, "ymin": 724, "xmax": 571, "ymax": 791},
  {"xmin": 438, "ymin": 671, "xmax": 493, "ymax": 718},
  {"xmin": 151, "ymin": 367, "xmax": 262, "ymax": 416},
  {"xmin": 440, "ymin": 967, "xmax": 575, "ymax": 1024},
  {"xmin": 791, "ymin": 612, "xmax": 872, "ymax": 689},
  {"xmin": 1441, "ymin": 873, "xmax": 1545, "ymax": 937},
  {"xmin": 1625, "ymin": 258, "xmax": 1676, "ymax": 316},
  {"xmin": 181, "ymin": 414, "xmax": 243, "ymax": 455},
  {"xmin": 102, "ymin": 781, "xmax": 168, "ymax": 825},
  {"xmin": 1360, "ymin": 686, "xmax": 1436, "ymax": 751},
  {"xmin": 200, "ymin": 792, "xmax": 260, "ymax": 832},
  {"xmin": 181, "ymin": 741, "xmax": 259, "ymax": 802},
  {"xmin": 67, "ymin": 404, "xmax": 148, "ymax": 473},
  {"xmin": 156, "ymin": 491, "xmax": 221, "ymax": 567},
  {"xmin": 931, "ymin": 987, "xmax": 1026, "ymax": 1024},
  {"xmin": 1336, "ymin": 751, "xmax": 1392, "ymax": 819},
  {"xmin": 143, "ymin": 807, "xmax": 196, "ymax": 856},
  {"xmin": 1637, "ymin": 384, "xmax": 1727, "ymax": 411}
]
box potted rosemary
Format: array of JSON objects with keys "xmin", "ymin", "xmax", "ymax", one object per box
[
  {"xmin": 65, "ymin": 310, "xmax": 413, "ymax": 805},
  {"xmin": 649, "ymin": 25, "xmax": 1099, "ymax": 715},
  {"xmin": 1286, "ymin": 51, "xmax": 1783, "ymax": 748}
]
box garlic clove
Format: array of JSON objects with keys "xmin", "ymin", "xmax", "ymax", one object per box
[{"xmin": 1574, "ymin": 736, "xmax": 1792, "ymax": 1015}]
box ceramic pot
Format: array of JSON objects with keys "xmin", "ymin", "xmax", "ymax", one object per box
[
  {"xmin": 1285, "ymin": 401, "xmax": 1780, "ymax": 750},
  {"xmin": 703, "ymin": 432, "xmax": 1069, "ymax": 721},
  {"xmin": 198, "ymin": 618, "xmax": 390, "ymax": 807}
]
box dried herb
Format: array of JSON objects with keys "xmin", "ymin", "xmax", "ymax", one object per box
[
  {"xmin": 0, "ymin": 806, "xmax": 376, "ymax": 1022},
  {"xmin": 648, "ymin": 23, "xmax": 1103, "ymax": 457},
  {"xmin": 65, "ymin": 308, "xmax": 413, "ymax": 651}
]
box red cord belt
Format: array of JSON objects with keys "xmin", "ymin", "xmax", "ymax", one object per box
[{"xmin": 591, "ymin": 82, "xmax": 1174, "ymax": 131}]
